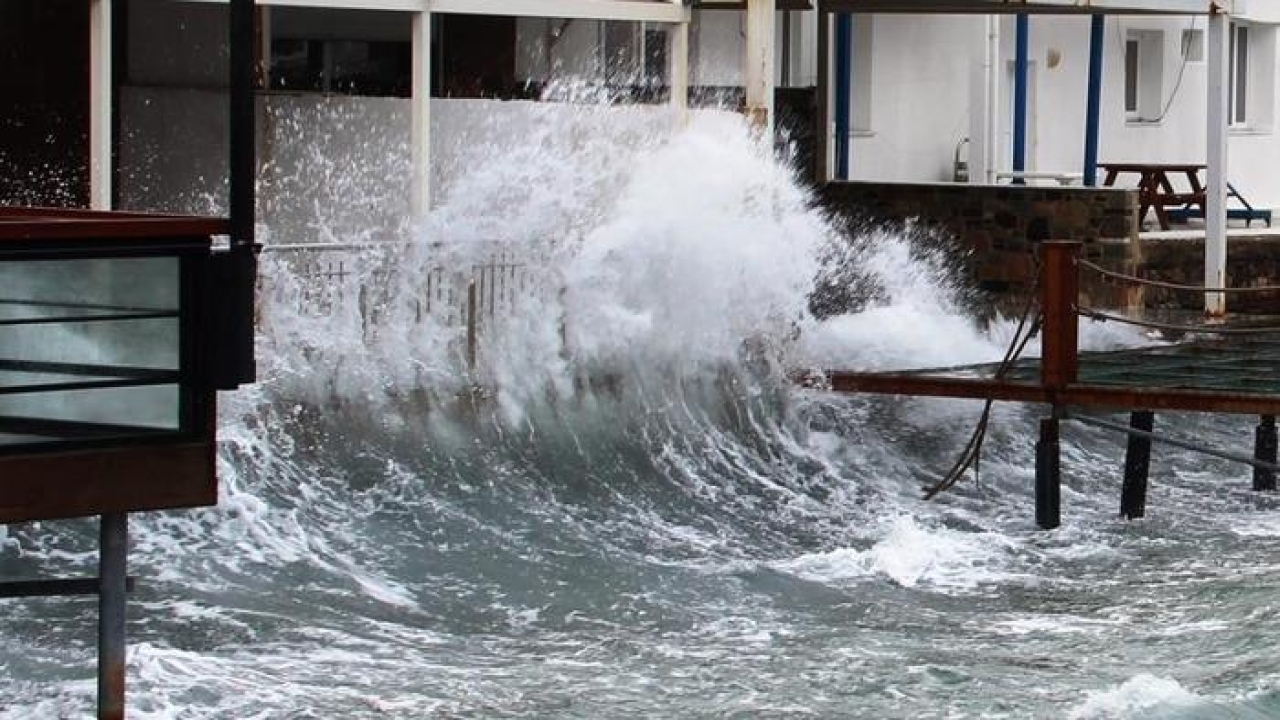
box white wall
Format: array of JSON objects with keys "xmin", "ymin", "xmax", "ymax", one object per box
[{"xmin": 847, "ymin": 14, "xmax": 981, "ymax": 183}]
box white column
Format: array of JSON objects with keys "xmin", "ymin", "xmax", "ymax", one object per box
[
  {"xmin": 744, "ymin": 0, "xmax": 775, "ymax": 135},
  {"xmin": 984, "ymin": 15, "xmax": 1001, "ymax": 184},
  {"xmin": 90, "ymin": 0, "xmax": 112, "ymax": 210},
  {"xmin": 1205, "ymin": 10, "xmax": 1229, "ymax": 316},
  {"xmin": 260, "ymin": 7, "xmax": 272, "ymax": 89},
  {"xmin": 411, "ymin": 11, "xmax": 432, "ymax": 217},
  {"xmin": 667, "ymin": 15, "xmax": 689, "ymax": 126},
  {"xmin": 968, "ymin": 21, "xmax": 990, "ymax": 185}
]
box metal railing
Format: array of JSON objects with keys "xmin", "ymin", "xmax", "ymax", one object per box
[{"xmin": 261, "ymin": 242, "xmax": 536, "ymax": 370}]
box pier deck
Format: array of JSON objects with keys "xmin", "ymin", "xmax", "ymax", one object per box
[
  {"xmin": 806, "ymin": 241, "xmax": 1280, "ymax": 528},
  {"xmin": 822, "ymin": 337, "xmax": 1280, "ymax": 416}
]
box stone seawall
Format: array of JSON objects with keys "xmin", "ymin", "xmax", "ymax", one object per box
[
  {"xmin": 817, "ymin": 181, "xmax": 1139, "ymax": 301},
  {"xmin": 1132, "ymin": 236, "xmax": 1280, "ymax": 314},
  {"xmin": 818, "ymin": 181, "xmax": 1280, "ymax": 315}
]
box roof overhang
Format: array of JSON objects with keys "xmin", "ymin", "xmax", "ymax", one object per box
[
  {"xmin": 180, "ymin": 0, "xmax": 692, "ymax": 23},
  {"xmin": 818, "ymin": 0, "xmax": 1228, "ymax": 14}
]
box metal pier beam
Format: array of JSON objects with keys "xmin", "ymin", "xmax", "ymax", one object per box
[{"xmin": 98, "ymin": 512, "xmax": 128, "ymax": 720}]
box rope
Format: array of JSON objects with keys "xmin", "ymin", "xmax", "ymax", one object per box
[
  {"xmin": 1077, "ymin": 258, "xmax": 1280, "ymax": 295},
  {"xmin": 1077, "ymin": 306, "xmax": 1280, "ymax": 336},
  {"xmin": 923, "ymin": 270, "xmax": 1041, "ymax": 500},
  {"xmin": 1067, "ymin": 412, "xmax": 1280, "ymax": 473}
]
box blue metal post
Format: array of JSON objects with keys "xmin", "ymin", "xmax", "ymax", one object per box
[
  {"xmin": 834, "ymin": 14, "xmax": 852, "ymax": 180},
  {"xmin": 1013, "ymin": 14, "xmax": 1029, "ymax": 183},
  {"xmin": 1084, "ymin": 14, "xmax": 1105, "ymax": 187}
]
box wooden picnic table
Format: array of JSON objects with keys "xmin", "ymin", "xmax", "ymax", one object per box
[{"xmin": 1100, "ymin": 162, "xmax": 1206, "ymax": 231}]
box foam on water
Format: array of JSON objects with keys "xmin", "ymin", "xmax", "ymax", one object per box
[
  {"xmin": 1069, "ymin": 675, "xmax": 1200, "ymax": 719},
  {"xmin": 774, "ymin": 515, "xmax": 1019, "ymax": 592}
]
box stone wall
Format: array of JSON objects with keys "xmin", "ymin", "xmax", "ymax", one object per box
[
  {"xmin": 816, "ymin": 181, "xmax": 1280, "ymax": 316},
  {"xmin": 1133, "ymin": 236, "xmax": 1280, "ymax": 314},
  {"xmin": 817, "ymin": 181, "xmax": 1139, "ymax": 302}
]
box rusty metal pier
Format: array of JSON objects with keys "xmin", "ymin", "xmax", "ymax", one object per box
[{"xmin": 806, "ymin": 241, "xmax": 1280, "ymax": 529}]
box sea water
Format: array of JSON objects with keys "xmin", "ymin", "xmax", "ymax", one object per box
[{"xmin": 2, "ymin": 100, "xmax": 1280, "ymax": 719}]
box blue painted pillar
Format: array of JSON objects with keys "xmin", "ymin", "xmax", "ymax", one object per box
[
  {"xmin": 1013, "ymin": 14, "xmax": 1029, "ymax": 183},
  {"xmin": 834, "ymin": 14, "xmax": 853, "ymax": 180},
  {"xmin": 1084, "ymin": 14, "xmax": 1105, "ymax": 186}
]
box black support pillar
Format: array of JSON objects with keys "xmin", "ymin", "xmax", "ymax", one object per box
[
  {"xmin": 1255, "ymin": 415, "xmax": 1277, "ymax": 491},
  {"xmin": 97, "ymin": 513, "xmax": 127, "ymax": 720},
  {"xmin": 1120, "ymin": 410, "xmax": 1154, "ymax": 519},
  {"xmin": 1035, "ymin": 416, "xmax": 1061, "ymax": 530}
]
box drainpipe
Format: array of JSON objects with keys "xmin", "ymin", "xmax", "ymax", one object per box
[
  {"xmin": 1083, "ymin": 14, "xmax": 1104, "ymax": 187},
  {"xmin": 985, "ymin": 15, "xmax": 1000, "ymax": 184},
  {"xmin": 834, "ymin": 14, "xmax": 852, "ymax": 180},
  {"xmin": 1012, "ymin": 13, "xmax": 1029, "ymax": 184}
]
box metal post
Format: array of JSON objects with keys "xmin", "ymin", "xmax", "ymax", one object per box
[
  {"xmin": 833, "ymin": 14, "xmax": 852, "ymax": 180},
  {"xmin": 217, "ymin": 0, "xmax": 259, "ymax": 389},
  {"xmin": 1012, "ymin": 13, "xmax": 1029, "ymax": 183},
  {"xmin": 744, "ymin": 0, "xmax": 776, "ymax": 135},
  {"xmin": 230, "ymin": 0, "xmax": 255, "ymax": 247},
  {"xmin": 466, "ymin": 280, "xmax": 478, "ymax": 372},
  {"xmin": 1039, "ymin": 241, "xmax": 1080, "ymax": 390},
  {"xmin": 815, "ymin": 10, "xmax": 830, "ymax": 183},
  {"xmin": 411, "ymin": 11, "xmax": 433, "ymax": 216},
  {"xmin": 1120, "ymin": 410, "xmax": 1154, "ymax": 519},
  {"xmin": 89, "ymin": 0, "xmax": 113, "ymax": 210},
  {"xmin": 667, "ymin": 9, "xmax": 689, "ymax": 126},
  {"xmin": 983, "ymin": 14, "xmax": 1001, "ymax": 184},
  {"xmin": 1083, "ymin": 14, "xmax": 1104, "ymax": 187},
  {"xmin": 1035, "ymin": 417, "xmax": 1061, "ymax": 530},
  {"xmin": 98, "ymin": 513, "xmax": 127, "ymax": 720},
  {"xmin": 1205, "ymin": 9, "xmax": 1229, "ymax": 316},
  {"xmin": 1255, "ymin": 415, "xmax": 1277, "ymax": 491}
]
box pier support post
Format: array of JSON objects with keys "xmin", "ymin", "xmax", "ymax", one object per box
[
  {"xmin": 1035, "ymin": 242, "xmax": 1079, "ymax": 530},
  {"xmin": 98, "ymin": 512, "xmax": 127, "ymax": 720},
  {"xmin": 1254, "ymin": 415, "xmax": 1277, "ymax": 491},
  {"xmin": 411, "ymin": 10, "xmax": 433, "ymax": 216},
  {"xmin": 89, "ymin": 0, "xmax": 113, "ymax": 210},
  {"xmin": 1120, "ymin": 410, "xmax": 1154, "ymax": 519},
  {"xmin": 744, "ymin": 0, "xmax": 776, "ymax": 135},
  {"xmin": 1205, "ymin": 9, "xmax": 1229, "ymax": 316},
  {"xmin": 1035, "ymin": 416, "xmax": 1061, "ymax": 530}
]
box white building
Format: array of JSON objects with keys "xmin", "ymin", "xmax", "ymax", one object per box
[{"xmin": 1, "ymin": 1, "xmax": 1256, "ymax": 214}]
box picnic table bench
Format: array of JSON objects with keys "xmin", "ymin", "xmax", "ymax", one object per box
[{"xmin": 1100, "ymin": 162, "xmax": 1271, "ymax": 230}]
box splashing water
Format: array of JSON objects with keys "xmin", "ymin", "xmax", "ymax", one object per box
[{"xmin": 3, "ymin": 97, "xmax": 1279, "ymax": 720}]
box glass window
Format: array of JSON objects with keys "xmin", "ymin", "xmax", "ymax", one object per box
[
  {"xmin": 1231, "ymin": 24, "xmax": 1249, "ymax": 126},
  {"xmin": 1124, "ymin": 39, "xmax": 1139, "ymax": 115},
  {"xmin": 0, "ymin": 257, "xmax": 183, "ymax": 446}
]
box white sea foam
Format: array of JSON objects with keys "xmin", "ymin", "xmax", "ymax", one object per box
[
  {"xmin": 1069, "ymin": 675, "xmax": 1200, "ymax": 719},
  {"xmin": 774, "ymin": 515, "xmax": 1017, "ymax": 592}
]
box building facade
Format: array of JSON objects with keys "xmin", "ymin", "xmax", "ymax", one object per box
[{"xmin": 2, "ymin": 1, "xmax": 1266, "ymax": 226}]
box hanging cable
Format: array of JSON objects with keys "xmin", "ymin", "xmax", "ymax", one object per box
[
  {"xmin": 1078, "ymin": 307, "xmax": 1280, "ymax": 335},
  {"xmin": 1078, "ymin": 258, "xmax": 1280, "ymax": 295},
  {"xmin": 924, "ymin": 265, "xmax": 1041, "ymax": 500}
]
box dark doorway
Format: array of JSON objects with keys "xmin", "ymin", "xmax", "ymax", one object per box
[{"xmin": 435, "ymin": 14, "xmax": 517, "ymax": 98}]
